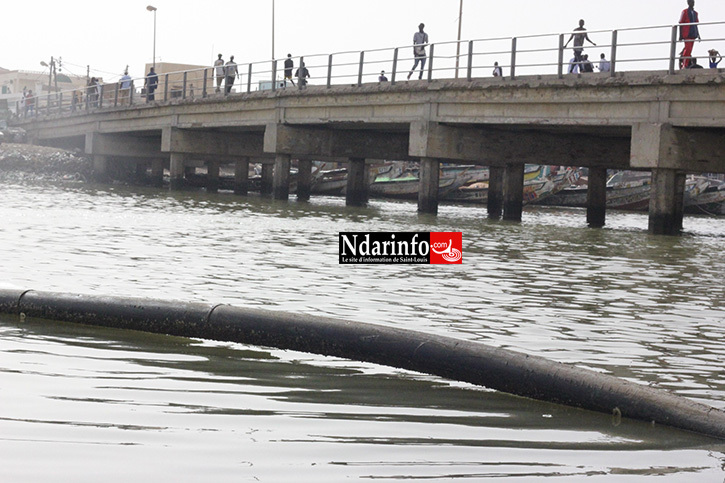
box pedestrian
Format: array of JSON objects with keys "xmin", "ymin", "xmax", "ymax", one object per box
[
  {"xmin": 224, "ymin": 55, "xmax": 238, "ymax": 94},
  {"xmin": 119, "ymin": 70, "xmax": 132, "ymax": 105},
  {"xmin": 24, "ymin": 89, "xmax": 34, "ymax": 116},
  {"xmin": 145, "ymin": 67, "xmax": 158, "ymax": 102},
  {"xmin": 564, "ymin": 19, "xmax": 596, "ymax": 65},
  {"xmin": 284, "ymin": 54, "xmax": 295, "ymax": 86},
  {"xmin": 294, "ymin": 62, "xmax": 310, "ymax": 87},
  {"xmin": 687, "ymin": 57, "xmax": 704, "ymax": 69},
  {"xmin": 213, "ymin": 54, "xmax": 224, "ymax": 93},
  {"xmin": 568, "ymin": 56, "xmax": 580, "ymax": 74},
  {"xmin": 87, "ymin": 77, "xmax": 99, "ymax": 107},
  {"xmin": 580, "ymin": 54, "xmax": 594, "ymax": 73},
  {"xmin": 708, "ymin": 49, "xmax": 721, "ymax": 68},
  {"xmin": 597, "ymin": 53, "xmax": 611, "ymax": 72},
  {"xmin": 407, "ymin": 23, "xmax": 428, "ymax": 80},
  {"xmin": 678, "ymin": 0, "xmax": 700, "ymax": 68},
  {"xmin": 378, "ymin": 70, "xmax": 388, "ymax": 82},
  {"xmin": 492, "ymin": 61, "xmax": 502, "ymax": 77}
]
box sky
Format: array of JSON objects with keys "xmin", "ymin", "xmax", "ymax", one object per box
[{"xmin": 1, "ymin": 0, "xmax": 722, "ymax": 84}]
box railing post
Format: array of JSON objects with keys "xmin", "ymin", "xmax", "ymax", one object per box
[
  {"xmin": 202, "ymin": 68, "xmax": 208, "ymax": 98},
  {"xmin": 58, "ymin": 92, "xmax": 63, "ymax": 114},
  {"xmin": 114, "ymin": 82, "xmax": 119, "ymax": 107},
  {"xmin": 558, "ymin": 34, "xmax": 565, "ymax": 78},
  {"xmin": 510, "ymin": 37, "xmax": 517, "ymax": 80},
  {"xmin": 391, "ymin": 48, "xmax": 398, "ymax": 85},
  {"xmin": 427, "ymin": 44, "xmax": 434, "ymax": 82},
  {"xmin": 183, "ymin": 72, "xmax": 187, "ymax": 99},
  {"xmin": 669, "ymin": 25, "xmax": 678, "ymax": 74},
  {"xmin": 46, "ymin": 94, "xmax": 51, "ymax": 115},
  {"xmin": 247, "ymin": 63, "xmax": 252, "ymax": 93},
  {"xmin": 610, "ymin": 30, "xmax": 618, "ymax": 77},
  {"xmin": 164, "ymin": 74, "xmax": 169, "ymax": 101},
  {"xmin": 467, "ymin": 41, "xmax": 473, "ymax": 81},
  {"xmin": 130, "ymin": 82, "xmax": 134, "ymax": 105},
  {"xmin": 272, "ymin": 60, "xmax": 277, "ymax": 91},
  {"xmin": 327, "ymin": 54, "xmax": 333, "ymax": 88},
  {"xmin": 298, "ymin": 56, "xmax": 304, "ymax": 90},
  {"xmin": 98, "ymin": 84, "xmax": 104, "ymax": 109},
  {"xmin": 358, "ymin": 51, "xmax": 365, "ymax": 86}
]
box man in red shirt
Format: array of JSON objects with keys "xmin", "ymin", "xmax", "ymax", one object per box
[{"xmin": 679, "ymin": 0, "xmax": 700, "ymax": 68}]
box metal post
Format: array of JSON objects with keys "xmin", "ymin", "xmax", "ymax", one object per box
[
  {"xmin": 203, "ymin": 68, "xmax": 208, "ymax": 98},
  {"xmin": 298, "ymin": 56, "xmax": 304, "ymax": 90},
  {"xmin": 58, "ymin": 92, "xmax": 63, "ymax": 114},
  {"xmin": 164, "ymin": 74, "xmax": 169, "ymax": 101},
  {"xmin": 558, "ymin": 34, "xmax": 565, "ymax": 78},
  {"xmin": 510, "ymin": 37, "xmax": 517, "ymax": 80},
  {"xmin": 272, "ymin": 60, "xmax": 277, "ymax": 91},
  {"xmin": 183, "ymin": 72, "xmax": 187, "ymax": 99},
  {"xmin": 114, "ymin": 82, "xmax": 119, "ymax": 107},
  {"xmin": 391, "ymin": 48, "xmax": 398, "ymax": 85},
  {"xmin": 427, "ymin": 44, "xmax": 434, "ymax": 82},
  {"xmin": 327, "ymin": 54, "xmax": 333, "ymax": 88},
  {"xmin": 610, "ymin": 30, "xmax": 618, "ymax": 77},
  {"xmin": 467, "ymin": 40, "xmax": 474, "ymax": 81},
  {"xmin": 669, "ymin": 26, "xmax": 678, "ymax": 74},
  {"xmin": 98, "ymin": 84, "xmax": 104, "ymax": 109},
  {"xmin": 247, "ymin": 63, "xmax": 252, "ymax": 93},
  {"xmin": 357, "ymin": 51, "xmax": 365, "ymax": 87},
  {"xmin": 130, "ymin": 82, "xmax": 134, "ymax": 105}
]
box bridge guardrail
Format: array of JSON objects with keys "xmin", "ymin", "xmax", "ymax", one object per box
[{"xmin": 15, "ymin": 21, "xmax": 725, "ymax": 119}]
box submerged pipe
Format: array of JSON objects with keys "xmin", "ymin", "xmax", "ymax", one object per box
[{"xmin": 1, "ymin": 288, "xmax": 725, "ymax": 439}]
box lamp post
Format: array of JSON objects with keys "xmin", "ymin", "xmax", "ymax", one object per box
[
  {"xmin": 455, "ymin": 0, "xmax": 463, "ymax": 78},
  {"xmin": 272, "ymin": 0, "xmax": 275, "ymax": 60},
  {"xmin": 147, "ymin": 5, "xmax": 157, "ymax": 69}
]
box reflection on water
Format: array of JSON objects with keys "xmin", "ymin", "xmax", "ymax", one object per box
[{"xmin": 1, "ymin": 180, "xmax": 725, "ymax": 481}]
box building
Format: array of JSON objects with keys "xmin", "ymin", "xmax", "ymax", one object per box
[{"xmin": 0, "ymin": 67, "xmax": 89, "ymax": 114}]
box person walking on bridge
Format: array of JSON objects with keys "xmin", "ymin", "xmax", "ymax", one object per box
[
  {"xmin": 564, "ymin": 19, "xmax": 596, "ymax": 65},
  {"xmin": 145, "ymin": 67, "xmax": 158, "ymax": 102},
  {"xmin": 224, "ymin": 56, "xmax": 238, "ymax": 95},
  {"xmin": 407, "ymin": 23, "xmax": 428, "ymax": 80},
  {"xmin": 214, "ymin": 54, "xmax": 225, "ymax": 92},
  {"xmin": 679, "ymin": 0, "xmax": 700, "ymax": 68},
  {"xmin": 284, "ymin": 54, "xmax": 295, "ymax": 86}
]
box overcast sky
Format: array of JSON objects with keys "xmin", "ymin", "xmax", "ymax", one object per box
[{"xmin": 2, "ymin": 0, "xmax": 722, "ymax": 83}]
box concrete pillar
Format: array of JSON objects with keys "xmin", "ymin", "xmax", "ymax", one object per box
[
  {"xmin": 487, "ymin": 166, "xmax": 504, "ymax": 219},
  {"xmin": 169, "ymin": 153, "xmax": 186, "ymax": 191},
  {"xmin": 260, "ymin": 164, "xmax": 274, "ymax": 196},
  {"xmin": 234, "ymin": 157, "xmax": 250, "ymax": 196},
  {"xmin": 586, "ymin": 167, "xmax": 607, "ymax": 228},
  {"xmin": 418, "ymin": 157, "xmax": 440, "ymax": 215},
  {"xmin": 346, "ymin": 157, "xmax": 369, "ymax": 207},
  {"xmin": 297, "ymin": 159, "xmax": 312, "ymax": 202},
  {"xmin": 503, "ymin": 163, "xmax": 524, "ymax": 221},
  {"xmin": 649, "ymin": 169, "xmax": 685, "ymax": 235},
  {"xmin": 273, "ymin": 154, "xmax": 291, "ymax": 200},
  {"xmin": 151, "ymin": 158, "xmax": 164, "ymax": 187},
  {"xmin": 207, "ymin": 161, "xmax": 220, "ymax": 193},
  {"xmin": 92, "ymin": 155, "xmax": 109, "ymax": 182}
]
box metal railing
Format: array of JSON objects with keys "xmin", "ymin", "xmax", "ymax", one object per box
[{"xmin": 15, "ymin": 20, "xmax": 724, "ymax": 119}]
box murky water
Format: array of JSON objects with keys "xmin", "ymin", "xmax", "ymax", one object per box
[{"xmin": 1, "ymin": 180, "xmax": 725, "ymax": 481}]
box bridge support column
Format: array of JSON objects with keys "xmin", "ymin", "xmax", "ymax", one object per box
[
  {"xmin": 273, "ymin": 154, "xmax": 291, "ymax": 200},
  {"xmin": 234, "ymin": 157, "xmax": 250, "ymax": 196},
  {"xmin": 151, "ymin": 158, "xmax": 164, "ymax": 187},
  {"xmin": 346, "ymin": 157, "xmax": 369, "ymax": 207},
  {"xmin": 587, "ymin": 167, "xmax": 607, "ymax": 228},
  {"xmin": 169, "ymin": 153, "xmax": 186, "ymax": 191},
  {"xmin": 503, "ymin": 163, "xmax": 524, "ymax": 221},
  {"xmin": 92, "ymin": 155, "xmax": 109, "ymax": 182},
  {"xmin": 260, "ymin": 164, "xmax": 273, "ymax": 195},
  {"xmin": 649, "ymin": 169, "xmax": 685, "ymax": 235},
  {"xmin": 418, "ymin": 157, "xmax": 440, "ymax": 215},
  {"xmin": 487, "ymin": 166, "xmax": 504, "ymax": 219},
  {"xmin": 297, "ymin": 159, "xmax": 312, "ymax": 201},
  {"xmin": 207, "ymin": 161, "xmax": 220, "ymax": 193}
]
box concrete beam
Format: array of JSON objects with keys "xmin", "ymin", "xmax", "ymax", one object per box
[
  {"xmin": 409, "ymin": 121, "xmax": 630, "ymax": 168},
  {"xmin": 631, "ymin": 123, "xmax": 725, "ymax": 173},
  {"xmin": 161, "ymin": 127, "xmax": 266, "ymax": 157},
  {"xmin": 264, "ymin": 123, "xmax": 411, "ymax": 160},
  {"xmin": 85, "ymin": 132, "xmax": 162, "ymax": 158}
]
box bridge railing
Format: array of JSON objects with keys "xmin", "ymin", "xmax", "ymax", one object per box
[{"xmin": 16, "ymin": 20, "xmax": 725, "ymax": 119}]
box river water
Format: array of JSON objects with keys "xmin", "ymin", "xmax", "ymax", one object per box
[{"xmin": 1, "ymin": 179, "xmax": 724, "ymax": 482}]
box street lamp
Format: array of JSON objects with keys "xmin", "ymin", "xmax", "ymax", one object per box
[
  {"xmin": 455, "ymin": 0, "xmax": 463, "ymax": 78},
  {"xmin": 147, "ymin": 5, "xmax": 157, "ymax": 69}
]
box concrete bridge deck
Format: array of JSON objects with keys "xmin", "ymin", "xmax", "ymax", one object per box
[{"xmin": 14, "ymin": 68, "xmax": 725, "ymax": 235}]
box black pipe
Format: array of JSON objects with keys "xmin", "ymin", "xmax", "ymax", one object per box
[{"xmin": 2, "ymin": 288, "xmax": 725, "ymax": 439}]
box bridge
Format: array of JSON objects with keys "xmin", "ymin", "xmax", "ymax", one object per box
[{"xmin": 12, "ymin": 21, "xmax": 725, "ymax": 235}]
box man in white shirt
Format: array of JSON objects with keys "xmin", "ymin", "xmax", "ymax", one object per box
[
  {"xmin": 224, "ymin": 56, "xmax": 238, "ymax": 95},
  {"xmin": 119, "ymin": 70, "xmax": 132, "ymax": 105},
  {"xmin": 598, "ymin": 53, "xmax": 611, "ymax": 72},
  {"xmin": 568, "ymin": 57, "xmax": 580, "ymax": 74},
  {"xmin": 214, "ymin": 54, "xmax": 225, "ymax": 92},
  {"xmin": 407, "ymin": 23, "xmax": 429, "ymax": 80}
]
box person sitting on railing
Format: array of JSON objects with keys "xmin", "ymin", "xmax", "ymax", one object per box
[
  {"xmin": 407, "ymin": 23, "xmax": 428, "ymax": 80},
  {"xmin": 119, "ymin": 70, "xmax": 132, "ymax": 105},
  {"xmin": 597, "ymin": 53, "xmax": 611, "ymax": 72},
  {"xmin": 567, "ymin": 56, "xmax": 580, "ymax": 74},
  {"xmin": 580, "ymin": 54, "xmax": 594, "ymax": 73},
  {"xmin": 709, "ymin": 49, "xmax": 722, "ymax": 68},
  {"xmin": 379, "ymin": 70, "xmax": 388, "ymax": 82},
  {"xmin": 145, "ymin": 67, "xmax": 158, "ymax": 102},
  {"xmin": 678, "ymin": 0, "xmax": 700, "ymax": 68},
  {"xmin": 564, "ymin": 19, "xmax": 596, "ymax": 65},
  {"xmin": 687, "ymin": 57, "xmax": 704, "ymax": 69},
  {"xmin": 224, "ymin": 56, "xmax": 238, "ymax": 95},
  {"xmin": 492, "ymin": 62, "xmax": 502, "ymax": 77},
  {"xmin": 295, "ymin": 62, "xmax": 310, "ymax": 88}
]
